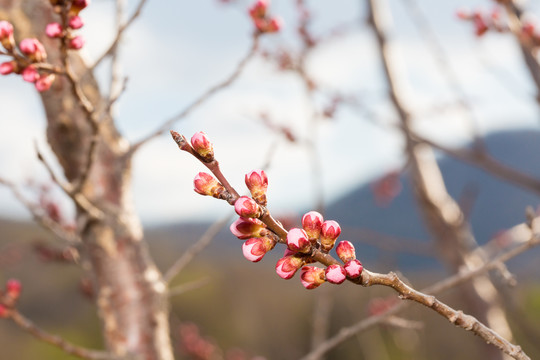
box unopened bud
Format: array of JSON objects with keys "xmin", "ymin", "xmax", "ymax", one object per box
[
  {"xmin": 193, "ymin": 172, "xmax": 226, "ymax": 198},
  {"xmin": 230, "ymin": 217, "xmax": 267, "ymax": 239},
  {"xmin": 70, "ymin": 0, "xmax": 91, "ymax": 16},
  {"xmin": 286, "ymin": 228, "xmax": 311, "ymax": 254},
  {"xmin": 68, "ymin": 16, "xmax": 84, "ymax": 30},
  {"xmin": 325, "ymin": 264, "xmax": 346, "ymax": 284},
  {"xmin": 6, "ymin": 279, "xmax": 21, "ymax": 299},
  {"xmin": 302, "ymin": 211, "xmax": 323, "ymax": 243},
  {"xmin": 0, "ymin": 21, "xmax": 14, "ymax": 51},
  {"xmin": 190, "ymin": 131, "xmax": 214, "ymax": 162},
  {"xmin": 344, "ymin": 259, "xmax": 363, "ymax": 279},
  {"xmin": 20, "ymin": 38, "xmax": 47, "ymax": 62},
  {"xmin": 46, "ymin": 22, "xmax": 63, "ymax": 38},
  {"xmin": 245, "ymin": 170, "xmax": 268, "ymax": 205},
  {"xmin": 266, "ymin": 17, "xmax": 282, "ymax": 33},
  {"xmin": 249, "ymin": 0, "xmax": 268, "ymax": 19},
  {"xmin": 320, "ymin": 220, "xmax": 341, "ymax": 252},
  {"xmin": 0, "ymin": 61, "xmax": 16, "ymax": 75},
  {"xmin": 35, "ymin": 73, "xmax": 55, "ymax": 92},
  {"xmin": 22, "ymin": 66, "xmax": 39, "ymax": 83},
  {"xmin": 336, "ymin": 241, "xmax": 356, "ymax": 263},
  {"xmin": 68, "ymin": 35, "xmax": 85, "ymax": 50},
  {"xmin": 300, "ymin": 266, "xmax": 325, "ymax": 289},
  {"xmin": 234, "ymin": 196, "xmax": 261, "ymax": 218},
  {"xmin": 242, "ymin": 236, "xmax": 275, "ymax": 262},
  {"xmin": 275, "ymin": 255, "xmax": 304, "ymax": 279},
  {"xmin": 0, "ymin": 304, "xmax": 9, "ymax": 318}
]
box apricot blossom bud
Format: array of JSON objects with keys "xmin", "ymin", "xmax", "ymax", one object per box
[
  {"xmin": 286, "ymin": 228, "xmax": 311, "ymax": 253},
  {"xmin": 344, "ymin": 259, "xmax": 363, "ymax": 278},
  {"xmin": 22, "ymin": 66, "xmax": 39, "ymax": 83},
  {"xmin": 190, "ymin": 131, "xmax": 214, "ymax": 162},
  {"xmin": 35, "ymin": 74, "xmax": 55, "ymax": 92},
  {"xmin": 68, "ymin": 35, "xmax": 85, "ymax": 50},
  {"xmin": 0, "ymin": 21, "xmax": 14, "ymax": 51},
  {"xmin": 275, "ymin": 255, "xmax": 304, "ymax": 279},
  {"xmin": 20, "ymin": 38, "xmax": 47, "ymax": 62},
  {"xmin": 266, "ymin": 17, "xmax": 282, "ymax": 33},
  {"xmin": 68, "ymin": 16, "xmax": 84, "ymax": 29},
  {"xmin": 46, "ymin": 23, "xmax": 63, "ymax": 38},
  {"xmin": 300, "ymin": 266, "xmax": 326, "ymax": 289},
  {"xmin": 193, "ymin": 172, "xmax": 225, "ymax": 198},
  {"xmin": 0, "ymin": 61, "xmax": 16, "ymax": 75},
  {"xmin": 249, "ymin": 0, "xmax": 268, "ymax": 19},
  {"xmin": 336, "ymin": 241, "xmax": 356, "ymax": 263},
  {"xmin": 325, "ymin": 264, "xmax": 346, "ymax": 284},
  {"xmin": 234, "ymin": 196, "xmax": 261, "ymax": 218},
  {"xmin": 302, "ymin": 211, "xmax": 323, "ymax": 242},
  {"xmin": 320, "ymin": 220, "xmax": 341, "ymax": 252},
  {"xmin": 0, "ymin": 304, "xmax": 8, "ymax": 318},
  {"xmin": 70, "ymin": 0, "xmax": 90, "ymax": 16},
  {"xmin": 230, "ymin": 217, "xmax": 267, "ymax": 239},
  {"xmin": 6, "ymin": 279, "xmax": 21, "ymax": 299},
  {"xmin": 245, "ymin": 169, "xmax": 268, "ymax": 205},
  {"xmin": 242, "ymin": 236, "xmax": 275, "ymax": 262}
]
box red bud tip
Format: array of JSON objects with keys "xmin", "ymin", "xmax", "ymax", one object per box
[
  {"xmin": 325, "ymin": 264, "xmax": 346, "ymax": 284},
  {"xmin": 300, "ymin": 266, "xmax": 326, "ymax": 289},
  {"xmin": 249, "ymin": 0, "xmax": 269, "ymax": 19},
  {"xmin": 320, "ymin": 220, "xmax": 341, "ymax": 251},
  {"xmin": 68, "ymin": 16, "xmax": 84, "ymax": 30},
  {"xmin": 230, "ymin": 217, "xmax": 267, "ymax": 239},
  {"xmin": 6, "ymin": 279, "xmax": 21, "ymax": 298},
  {"xmin": 302, "ymin": 211, "xmax": 323, "ymax": 242},
  {"xmin": 0, "ymin": 304, "xmax": 9, "ymax": 318},
  {"xmin": 0, "ymin": 21, "xmax": 15, "ymax": 51},
  {"xmin": 0, "ymin": 61, "xmax": 16, "ymax": 75},
  {"xmin": 45, "ymin": 23, "xmax": 63, "ymax": 38},
  {"xmin": 68, "ymin": 35, "xmax": 85, "ymax": 50},
  {"xmin": 344, "ymin": 259, "xmax": 363, "ymax": 278},
  {"xmin": 35, "ymin": 74, "xmax": 55, "ymax": 92},
  {"xmin": 22, "ymin": 66, "xmax": 39, "ymax": 83},
  {"xmin": 336, "ymin": 241, "xmax": 356, "ymax": 263},
  {"xmin": 242, "ymin": 237, "xmax": 275, "ymax": 262},
  {"xmin": 193, "ymin": 172, "xmax": 225, "ymax": 198},
  {"xmin": 19, "ymin": 38, "xmax": 47, "ymax": 62},
  {"xmin": 190, "ymin": 131, "xmax": 214, "ymax": 162},
  {"xmin": 286, "ymin": 228, "xmax": 311, "ymax": 253},
  {"xmin": 275, "ymin": 255, "xmax": 304, "ymax": 279},
  {"xmin": 245, "ymin": 170, "xmax": 268, "ymax": 205},
  {"xmin": 234, "ymin": 196, "xmax": 261, "ymax": 218}
]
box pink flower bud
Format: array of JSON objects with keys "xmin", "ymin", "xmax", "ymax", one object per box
[
  {"xmin": 242, "ymin": 236, "xmax": 275, "ymax": 262},
  {"xmin": 286, "ymin": 228, "xmax": 311, "ymax": 253},
  {"xmin": 70, "ymin": 0, "xmax": 91, "ymax": 16},
  {"xmin": 455, "ymin": 8, "xmax": 470, "ymax": 20},
  {"xmin": 68, "ymin": 35, "xmax": 85, "ymax": 50},
  {"xmin": 35, "ymin": 73, "xmax": 55, "ymax": 92},
  {"xmin": 234, "ymin": 196, "xmax": 261, "ymax": 218},
  {"xmin": 20, "ymin": 38, "xmax": 47, "ymax": 62},
  {"xmin": 320, "ymin": 220, "xmax": 341, "ymax": 252},
  {"xmin": 302, "ymin": 211, "xmax": 323, "ymax": 242},
  {"xmin": 190, "ymin": 131, "xmax": 214, "ymax": 162},
  {"xmin": 300, "ymin": 266, "xmax": 325, "ymax": 289},
  {"xmin": 193, "ymin": 172, "xmax": 225, "ymax": 198},
  {"xmin": 336, "ymin": 241, "xmax": 356, "ymax": 263},
  {"xmin": 344, "ymin": 259, "xmax": 363, "ymax": 279},
  {"xmin": 325, "ymin": 264, "xmax": 346, "ymax": 284},
  {"xmin": 249, "ymin": 0, "xmax": 268, "ymax": 19},
  {"xmin": 0, "ymin": 61, "xmax": 16, "ymax": 75},
  {"xmin": 0, "ymin": 21, "xmax": 15, "ymax": 51},
  {"xmin": 22, "ymin": 66, "xmax": 39, "ymax": 83},
  {"xmin": 275, "ymin": 255, "xmax": 304, "ymax": 279},
  {"xmin": 245, "ymin": 170, "xmax": 268, "ymax": 205},
  {"xmin": 474, "ymin": 16, "xmax": 488, "ymax": 37},
  {"xmin": 230, "ymin": 217, "xmax": 266, "ymax": 239},
  {"xmin": 266, "ymin": 17, "xmax": 282, "ymax": 33},
  {"xmin": 45, "ymin": 22, "xmax": 63, "ymax": 38},
  {"xmin": 6, "ymin": 279, "xmax": 21, "ymax": 298},
  {"xmin": 0, "ymin": 304, "xmax": 9, "ymax": 318},
  {"xmin": 68, "ymin": 16, "xmax": 84, "ymax": 29}
]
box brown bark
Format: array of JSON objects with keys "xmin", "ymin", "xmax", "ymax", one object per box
[{"xmin": 0, "ymin": 1, "xmax": 173, "ymax": 359}]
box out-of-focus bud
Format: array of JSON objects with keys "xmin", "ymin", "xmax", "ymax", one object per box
[
  {"xmin": 286, "ymin": 228, "xmax": 311, "ymax": 254},
  {"xmin": 68, "ymin": 16, "xmax": 84, "ymax": 29},
  {"xmin": 68, "ymin": 35, "xmax": 85, "ymax": 50},
  {"xmin": 35, "ymin": 73, "xmax": 55, "ymax": 92},
  {"xmin": 5, "ymin": 279, "xmax": 22, "ymax": 299},
  {"xmin": 19, "ymin": 38, "xmax": 47, "ymax": 62},
  {"xmin": 336, "ymin": 241, "xmax": 356, "ymax": 263},
  {"xmin": 325, "ymin": 264, "xmax": 346, "ymax": 284},
  {"xmin": 344, "ymin": 259, "xmax": 363, "ymax": 279},
  {"xmin": 46, "ymin": 22, "xmax": 63, "ymax": 38},
  {"xmin": 265, "ymin": 17, "xmax": 282, "ymax": 33},
  {"xmin": 0, "ymin": 21, "xmax": 15, "ymax": 51},
  {"xmin": 0, "ymin": 61, "xmax": 16, "ymax": 75},
  {"xmin": 230, "ymin": 217, "xmax": 267, "ymax": 239},
  {"xmin": 22, "ymin": 66, "xmax": 39, "ymax": 83},
  {"xmin": 302, "ymin": 211, "xmax": 323, "ymax": 243},
  {"xmin": 300, "ymin": 266, "xmax": 325, "ymax": 289},
  {"xmin": 242, "ymin": 236, "xmax": 275, "ymax": 262},
  {"xmin": 249, "ymin": 0, "xmax": 268, "ymax": 19},
  {"xmin": 0, "ymin": 304, "xmax": 9, "ymax": 318},
  {"xmin": 474, "ymin": 14, "xmax": 488, "ymax": 37},
  {"xmin": 320, "ymin": 220, "xmax": 341, "ymax": 252},
  {"xmin": 234, "ymin": 196, "xmax": 261, "ymax": 218},
  {"xmin": 193, "ymin": 172, "xmax": 226, "ymax": 198},
  {"xmin": 245, "ymin": 170, "xmax": 268, "ymax": 205},
  {"xmin": 70, "ymin": 0, "xmax": 91, "ymax": 16},
  {"xmin": 455, "ymin": 8, "xmax": 470, "ymax": 20},
  {"xmin": 275, "ymin": 255, "xmax": 304, "ymax": 279},
  {"xmin": 190, "ymin": 131, "xmax": 214, "ymax": 162}
]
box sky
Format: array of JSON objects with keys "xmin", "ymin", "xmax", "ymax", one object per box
[{"xmin": 1, "ymin": 0, "xmax": 539, "ymax": 225}]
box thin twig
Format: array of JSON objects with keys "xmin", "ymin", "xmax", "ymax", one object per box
[
  {"xmin": 168, "ymin": 277, "xmax": 210, "ymax": 298},
  {"xmin": 131, "ymin": 34, "xmax": 260, "ymax": 153}
]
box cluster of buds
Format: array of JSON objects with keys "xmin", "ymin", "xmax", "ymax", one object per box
[
  {"xmin": 456, "ymin": 7, "xmax": 506, "ymax": 37},
  {"xmin": 46, "ymin": 0, "xmax": 88, "ymax": 50},
  {"xmin": 248, "ymin": 0, "xmax": 282, "ymax": 34},
  {"xmin": 0, "ymin": 278, "xmax": 22, "ymax": 318}
]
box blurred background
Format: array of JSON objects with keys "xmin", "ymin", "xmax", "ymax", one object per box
[{"xmin": 1, "ymin": 0, "xmax": 540, "ymax": 359}]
